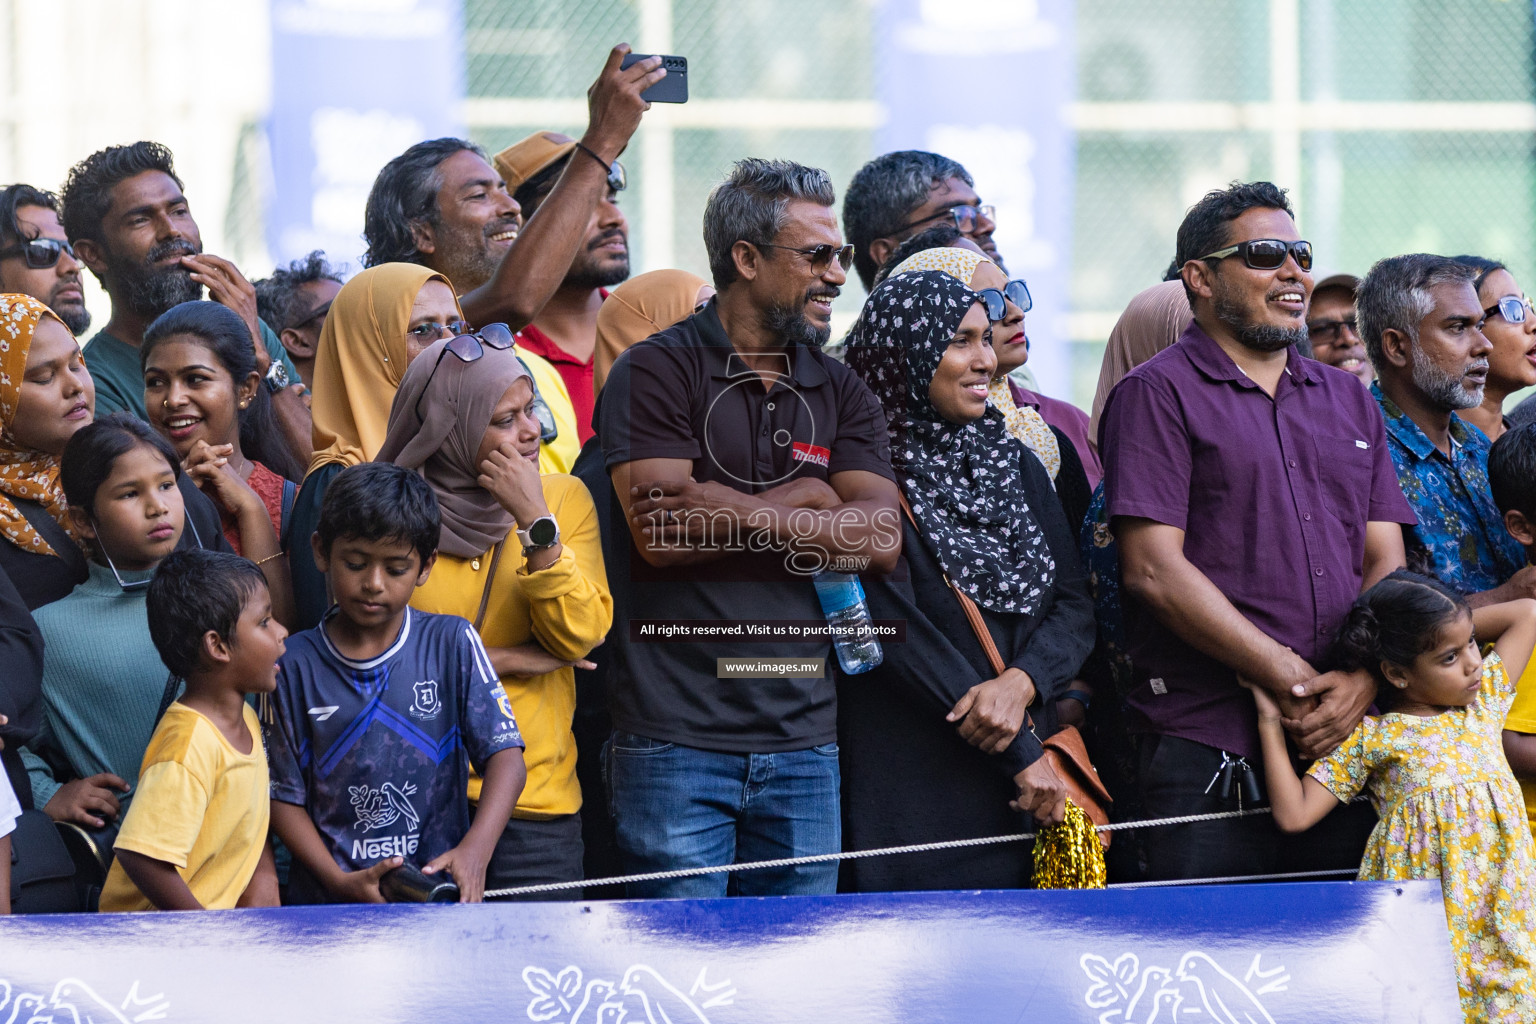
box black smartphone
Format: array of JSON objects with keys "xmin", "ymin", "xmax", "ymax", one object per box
[{"xmin": 620, "ymin": 53, "xmax": 689, "ymax": 103}]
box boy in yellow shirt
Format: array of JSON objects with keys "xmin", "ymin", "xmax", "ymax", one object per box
[
  {"xmin": 99, "ymin": 549, "xmax": 286, "ymax": 911},
  {"xmin": 1489, "ymin": 422, "xmax": 1536, "ymax": 838}
]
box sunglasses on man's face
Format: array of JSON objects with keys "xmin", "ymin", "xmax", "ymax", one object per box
[
  {"xmin": 1484, "ymin": 296, "xmax": 1533, "ymax": 325},
  {"xmin": 1308, "ymin": 316, "xmax": 1358, "ymax": 342},
  {"xmin": 0, "ymin": 237, "xmax": 75, "ymax": 270},
  {"xmin": 604, "ymin": 160, "xmax": 627, "ymax": 194},
  {"xmin": 1199, "ymin": 238, "xmax": 1313, "ymax": 273},
  {"xmin": 898, "ymin": 204, "xmax": 997, "ymax": 236},
  {"xmin": 976, "ymin": 279, "xmax": 1033, "ymax": 321},
  {"xmin": 412, "ymin": 322, "xmax": 516, "ymax": 422},
  {"xmin": 756, "ymin": 242, "xmax": 856, "ymax": 274}
]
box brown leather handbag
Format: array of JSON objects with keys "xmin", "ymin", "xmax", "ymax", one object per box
[{"xmin": 899, "ymin": 494, "xmax": 1113, "ymax": 847}]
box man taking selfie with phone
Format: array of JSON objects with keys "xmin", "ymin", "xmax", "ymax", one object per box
[
  {"xmin": 361, "ymin": 44, "xmax": 663, "ymax": 359},
  {"xmin": 491, "ymin": 132, "xmax": 633, "ymax": 446}
]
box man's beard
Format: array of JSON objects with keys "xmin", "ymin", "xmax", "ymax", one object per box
[
  {"xmin": 46, "ymin": 283, "xmax": 91, "ymax": 335},
  {"xmin": 433, "ymin": 217, "xmax": 516, "ymax": 293},
  {"xmin": 1213, "ymin": 284, "xmax": 1308, "ymax": 353},
  {"xmin": 109, "ymin": 238, "xmax": 201, "ymax": 318},
  {"xmin": 565, "ymin": 231, "xmax": 630, "ymax": 291},
  {"xmin": 1411, "ymin": 343, "xmax": 1485, "ymax": 410},
  {"xmin": 760, "ymin": 294, "xmax": 831, "ymax": 348}
]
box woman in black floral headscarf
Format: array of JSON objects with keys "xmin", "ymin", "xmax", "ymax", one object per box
[{"xmin": 839, "ymin": 269, "xmax": 1095, "ymax": 892}]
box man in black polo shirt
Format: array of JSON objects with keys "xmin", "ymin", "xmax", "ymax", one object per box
[{"xmin": 596, "ymin": 158, "xmax": 900, "ymax": 898}]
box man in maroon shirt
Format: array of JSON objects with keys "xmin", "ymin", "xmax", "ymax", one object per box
[
  {"xmin": 492, "ymin": 131, "xmax": 632, "ymax": 445},
  {"xmin": 1099, "ymin": 181, "xmax": 1414, "ymax": 881}
]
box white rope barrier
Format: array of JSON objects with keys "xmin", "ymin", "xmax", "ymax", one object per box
[{"xmin": 484, "ymin": 805, "xmax": 1283, "ymax": 899}]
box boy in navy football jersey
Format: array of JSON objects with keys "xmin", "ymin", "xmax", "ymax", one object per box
[{"xmin": 265, "ymin": 464, "xmax": 526, "ymax": 903}]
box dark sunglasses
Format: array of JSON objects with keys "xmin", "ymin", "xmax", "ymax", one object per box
[
  {"xmin": 1484, "ymin": 296, "xmax": 1533, "ymax": 324},
  {"xmin": 976, "ymin": 279, "xmax": 1033, "ymax": 321},
  {"xmin": 0, "ymin": 237, "xmax": 75, "ymax": 269},
  {"xmin": 1308, "ymin": 316, "xmax": 1358, "ymax": 341},
  {"xmin": 756, "ymin": 242, "xmax": 855, "ymax": 274},
  {"xmin": 412, "ymin": 322, "xmax": 515, "ymax": 422},
  {"xmin": 605, "ymin": 159, "xmax": 628, "ymax": 194},
  {"xmin": 1199, "ymin": 238, "xmax": 1313, "ymax": 272},
  {"xmin": 898, "ymin": 204, "xmax": 996, "ymax": 235}
]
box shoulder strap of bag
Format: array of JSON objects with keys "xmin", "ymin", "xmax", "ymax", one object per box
[
  {"xmin": 279, "ymin": 477, "xmax": 298, "ymax": 549},
  {"xmin": 897, "ymin": 492, "xmax": 1006, "ymax": 677},
  {"xmin": 473, "ymin": 542, "xmax": 505, "ymax": 633},
  {"xmin": 154, "ymin": 673, "xmax": 183, "ymax": 724},
  {"xmin": 14, "ymin": 499, "xmax": 87, "ymax": 578},
  {"xmin": 899, "ymin": 494, "xmax": 1114, "ymax": 836}
]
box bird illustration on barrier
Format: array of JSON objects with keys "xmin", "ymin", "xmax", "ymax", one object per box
[
  {"xmin": 523, "ymin": 963, "xmax": 733, "ymax": 1024},
  {"xmin": 0, "ymin": 977, "xmax": 170, "ymax": 1024},
  {"xmin": 1080, "ymin": 951, "xmax": 1286, "ymax": 1024}
]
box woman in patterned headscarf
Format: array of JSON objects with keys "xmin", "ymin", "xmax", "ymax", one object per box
[
  {"xmin": 0, "ymin": 294, "xmax": 75, "ymax": 821},
  {"xmin": 839, "ymin": 270, "xmax": 1095, "ymax": 893},
  {"xmin": 884, "ymin": 245, "xmax": 1093, "ymax": 532},
  {"xmin": 0, "ymin": 293, "xmax": 95, "ymax": 609}
]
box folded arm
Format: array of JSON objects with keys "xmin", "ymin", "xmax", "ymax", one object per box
[{"xmin": 614, "ymin": 458, "xmax": 901, "ymax": 574}]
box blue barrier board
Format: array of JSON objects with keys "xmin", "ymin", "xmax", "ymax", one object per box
[{"xmin": 0, "ymin": 880, "xmax": 1459, "ymax": 1022}]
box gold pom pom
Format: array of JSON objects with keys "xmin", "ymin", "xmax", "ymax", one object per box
[{"xmin": 1031, "ymin": 800, "xmax": 1107, "ymax": 889}]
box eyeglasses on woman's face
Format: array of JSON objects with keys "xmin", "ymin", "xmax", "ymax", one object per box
[
  {"xmin": 1484, "ymin": 295, "xmax": 1534, "ymax": 325},
  {"xmin": 411, "ymin": 322, "xmax": 515, "ymax": 422},
  {"xmin": 975, "ymin": 279, "xmax": 1032, "ymax": 322},
  {"xmin": 405, "ymin": 319, "xmax": 472, "ymax": 345}
]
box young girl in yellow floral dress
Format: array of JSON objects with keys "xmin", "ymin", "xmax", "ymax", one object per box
[{"xmin": 1248, "ymin": 570, "xmax": 1536, "ymax": 1023}]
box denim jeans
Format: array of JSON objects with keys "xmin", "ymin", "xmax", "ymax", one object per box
[{"xmin": 604, "ymin": 731, "xmax": 841, "ymax": 898}]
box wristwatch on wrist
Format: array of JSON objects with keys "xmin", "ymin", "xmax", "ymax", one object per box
[
  {"xmin": 262, "ymin": 360, "xmax": 291, "ymax": 394},
  {"xmin": 516, "ymin": 515, "xmax": 560, "ymax": 553}
]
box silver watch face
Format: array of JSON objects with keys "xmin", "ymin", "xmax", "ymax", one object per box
[
  {"xmin": 527, "ymin": 517, "xmax": 558, "ymax": 546},
  {"xmin": 266, "ymin": 361, "xmax": 290, "ymax": 390}
]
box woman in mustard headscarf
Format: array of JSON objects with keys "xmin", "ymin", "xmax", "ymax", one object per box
[
  {"xmin": 287, "ymin": 264, "xmax": 465, "ymax": 627},
  {"xmin": 0, "ymin": 294, "xmax": 95, "ymax": 610}
]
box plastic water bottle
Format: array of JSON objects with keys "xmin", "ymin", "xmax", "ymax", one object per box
[{"xmin": 813, "ymin": 572, "xmax": 883, "ymax": 675}]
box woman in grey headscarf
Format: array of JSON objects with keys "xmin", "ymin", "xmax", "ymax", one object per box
[{"xmin": 378, "ymin": 333, "xmax": 612, "ymax": 896}]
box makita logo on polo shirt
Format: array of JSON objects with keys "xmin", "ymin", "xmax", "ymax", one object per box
[{"xmin": 791, "ymin": 441, "xmax": 830, "ymax": 468}]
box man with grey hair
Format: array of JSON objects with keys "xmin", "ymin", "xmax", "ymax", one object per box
[
  {"xmin": 595, "ymin": 157, "xmax": 903, "ymax": 898},
  {"xmin": 1359, "ymin": 253, "xmax": 1528, "ymax": 599},
  {"xmin": 843, "ymin": 150, "xmax": 1001, "ymax": 291}
]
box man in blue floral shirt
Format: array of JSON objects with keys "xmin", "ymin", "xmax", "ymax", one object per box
[{"xmin": 1357, "ymin": 254, "xmax": 1528, "ymax": 599}]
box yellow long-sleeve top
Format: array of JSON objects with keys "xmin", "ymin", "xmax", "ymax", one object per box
[{"xmin": 410, "ymin": 474, "xmax": 612, "ymax": 818}]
